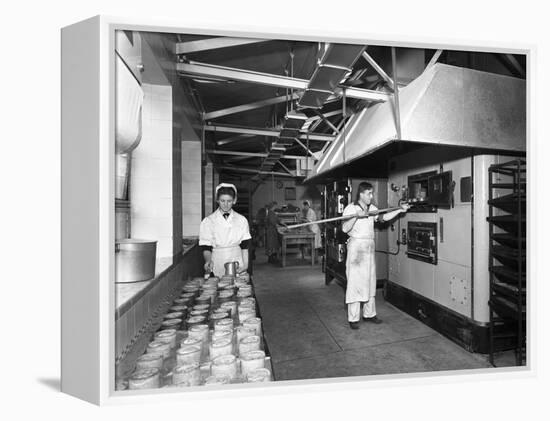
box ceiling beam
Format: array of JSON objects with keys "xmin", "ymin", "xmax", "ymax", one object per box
[
  {"xmin": 204, "ymin": 124, "xmax": 335, "ymax": 142},
  {"xmin": 177, "ymin": 61, "xmax": 390, "ymax": 102},
  {"xmin": 504, "ymin": 54, "xmax": 525, "ymax": 78},
  {"xmin": 313, "ymin": 109, "xmax": 340, "ymax": 134},
  {"xmin": 208, "ymin": 150, "xmax": 267, "ymax": 158},
  {"xmin": 334, "ymin": 86, "xmax": 389, "ymax": 101},
  {"xmin": 336, "ymin": 114, "xmax": 349, "ymax": 131},
  {"xmin": 307, "ymin": 116, "xmax": 324, "ymax": 133},
  {"xmin": 215, "ymin": 134, "xmax": 255, "ymax": 146},
  {"xmin": 176, "ymin": 37, "xmax": 267, "ymax": 54},
  {"xmin": 277, "ymin": 160, "xmax": 294, "ymax": 175},
  {"xmin": 304, "ymin": 109, "xmax": 344, "ymax": 127},
  {"xmin": 320, "ymin": 138, "xmax": 332, "ymax": 155},
  {"xmin": 362, "ymin": 51, "xmax": 395, "ymax": 90},
  {"xmin": 204, "ymin": 93, "xmax": 300, "ymax": 120},
  {"xmin": 391, "ymin": 47, "xmax": 402, "ymax": 139},
  {"xmin": 225, "ymin": 155, "xmax": 257, "ymax": 163},
  {"xmin": 294, "ymin": 138, "xmax": 317, "ymax": 158},
  {"xmin": 218, "ymin": 165, "xmax": 296, "ymax": 177},
  {"xmin": 206, "ymin": 149, "xmax": 308, "ymax": 160},
  {"xmin": 303, "ymin": 110, "xmax": 347, "ymax": 134},
  {"xmin": 425, "ymin": 50, "xmax": 443, "ymax": 70},
  {"xmin": 178, "ymin": 60, "xmax": 307, "ymax": 89}
]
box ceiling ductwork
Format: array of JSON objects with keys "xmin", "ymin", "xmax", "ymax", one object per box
[
  {"xmin": 258, "ymin": 45, "xmax": 367, "ymax": 176},
  {"xmin": 298, "ymin": 44, "xmax": 366, "ymax": 109},
  {"xmin": 278, "ymin": 111, "xmax": 308, "ymax": 146},
  {"xmin": 259, "ymin": 111, "xmax": 308, "ymax": 174}
]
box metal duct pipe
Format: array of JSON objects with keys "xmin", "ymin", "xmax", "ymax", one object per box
[{"xmin": 115, "ymin": 53, "xmax": 144, "ymax": 154}]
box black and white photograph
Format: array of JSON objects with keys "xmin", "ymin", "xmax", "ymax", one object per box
[
  {"xmin": 4, "ymin": 0, "xmax": 547, "ymax": 417},
  {"xmin": 112, "ymin": 29, "xmax": 527, "ymax": 391}
]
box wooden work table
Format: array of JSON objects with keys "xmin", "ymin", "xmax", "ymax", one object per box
[{"xmin": 277, "ymin": 226, "xmax": 316, "ymax": 267}]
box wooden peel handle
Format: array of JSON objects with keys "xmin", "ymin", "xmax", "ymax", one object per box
[{"xmin": 284, "ymin": 206, "xmax": 403, "ymax": 230}]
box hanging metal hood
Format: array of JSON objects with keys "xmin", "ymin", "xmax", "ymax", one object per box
[{"xmin": 308, "ymin": 63, "xmax": 526, "ymax": 181}]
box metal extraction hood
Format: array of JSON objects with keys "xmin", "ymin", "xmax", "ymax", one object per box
[{"xmin": 307, "ymin": 63, "xmax": 526, "ymax": 181}]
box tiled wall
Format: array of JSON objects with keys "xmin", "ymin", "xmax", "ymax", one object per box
[
  {"xmin": 204, "ymin": 161, "xmax": 214, "ymax": 215},
  {"xmin": 171, "ymin": 78, "xmax": 201, "ymax": 254},
  {"xmin": 181, "ymin": 141, "xmax": 202, "ymax": 236},
  {"xmin": 131, "ymin": 83, "xmax": 173, "ymax": 257},
  {"xmin": 171, "ymin": 133, "xmax": 182, "ymax": 255},
  {"xmin": 115, "ymin": 33, "xmax": 208, "ymax": 373},
  {"xmin": 213, "ymin": 170, "xmax": 220, "ymax": 209}
]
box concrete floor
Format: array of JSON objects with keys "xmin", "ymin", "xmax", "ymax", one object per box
[{"xmin": 251, "ymin": 249, "xmax": 506, "ymax": 381}]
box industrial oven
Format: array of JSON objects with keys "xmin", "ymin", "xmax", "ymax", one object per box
[
  {"xmin": 310, "ymin": 63, "xmax": 526, "ymax": 358},
  {"xmin": 321, "ymin": 150, "xmax": 522, "ymax": 354},
  {"xmin": 384, "ymin": 147, "xmax": 522, "ymax": 354}
]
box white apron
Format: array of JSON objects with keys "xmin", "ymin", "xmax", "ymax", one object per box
[
  {"xmin": 310, "ymin": 224, "xmax": 322, "ymax": 249},
  {"xmin": 306, "ymin": 208, "xmax": 322, "ymax": 249},
  {"xmin": 343, "ymin": 203, "xmax": 377, "ymax": 304},
  {"xmin": 345, "ymin": 238, "xmax": 376, "ymax": 303},
  {"xmin": 211, "ymin": 245, "xmax": 243, "ymax": 278},
  {"xmin": 199, "ymin": 208, "xmax": 251, "ymax": 277}
]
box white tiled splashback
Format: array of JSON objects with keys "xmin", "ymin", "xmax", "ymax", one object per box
[
  {"xmin": 181, "ymin": 141, "xmax": 202, "ymax": 236},
  {"xmin": 130, "ymin": 83, "xmax": 173, "ymax": 257}
]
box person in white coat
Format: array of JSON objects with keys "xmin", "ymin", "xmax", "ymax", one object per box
[
  {"xmin": 199, "ymin": 183, "xmax": 251, "ymax": 277},
  {"xmin": 302, "ymin": 200, "xmax": 322, "ymax": 260},
  {"xmin": 342, "ymin": 182, "xmax": 409, "ymax": 330}
]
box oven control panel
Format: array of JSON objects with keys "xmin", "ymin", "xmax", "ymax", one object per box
[{"xmin": 406, "ymin": 221, "xmax": 438, "ymax": 264}]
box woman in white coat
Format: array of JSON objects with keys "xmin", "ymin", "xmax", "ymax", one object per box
[
  {"xmin": 199, "ymin": 183, "xmax": 251, "ymax": 277},
  {"xmin": 342, "ymin": 182, "xmax": 409, "ymax": 330},
  {"xmin": 302, "ymin": 201, "xmax": 322, "ymax": 260}
]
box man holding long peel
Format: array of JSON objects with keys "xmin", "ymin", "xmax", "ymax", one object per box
[
  {"xmin": 341, "ymin": 182, "xmax": 409, "ymax": 329},
  {"xmin": 283, "ymin": 182, "xmax": 410, "ymax": 330}
]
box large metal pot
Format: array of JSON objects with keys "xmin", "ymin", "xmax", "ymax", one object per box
[{"xmin": 115, "ymin": 239, "xmax": 157, "ymax": 283}]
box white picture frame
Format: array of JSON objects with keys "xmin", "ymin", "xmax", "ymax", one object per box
[{"xmin": 61, "ymin": 14, "xmax": 535, "ymax": 406}]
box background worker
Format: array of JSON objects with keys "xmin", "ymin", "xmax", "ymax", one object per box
[{"xmin": 301, "ymin": 200, "xmax": 322, "ymax": 262}]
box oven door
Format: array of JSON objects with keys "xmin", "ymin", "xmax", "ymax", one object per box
[{"xmin": 406, "ymin": 222, "xmax": 438, "ymax": 264}]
